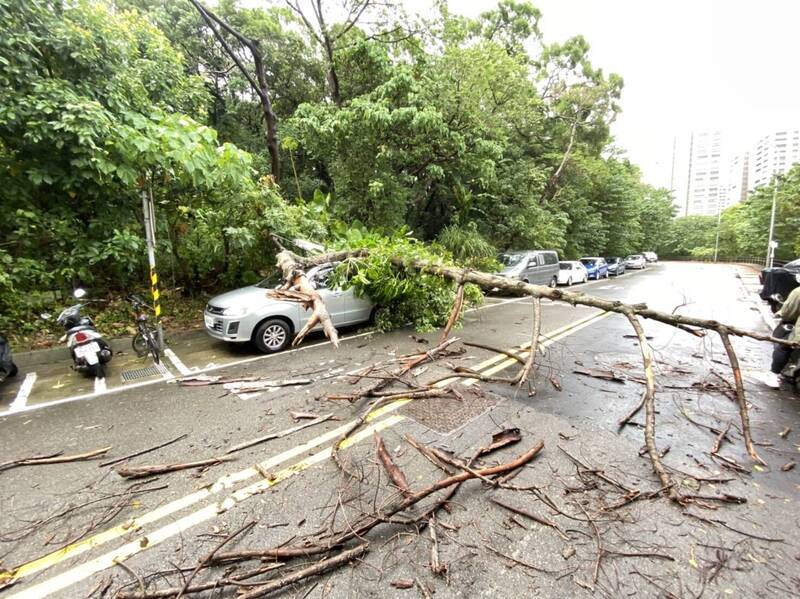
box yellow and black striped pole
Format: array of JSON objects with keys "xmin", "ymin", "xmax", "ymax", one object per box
[{"xmin": 142, "ymin": 185, "xmax": 163, "ymax": 349}]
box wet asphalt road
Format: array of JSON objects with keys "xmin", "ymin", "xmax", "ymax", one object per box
[{"xmin": 0, "ymin": 262, "xmax": 798, "ymax": 599}]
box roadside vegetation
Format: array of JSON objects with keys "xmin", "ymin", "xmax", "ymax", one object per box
[
  {"xmin": 662, "ymin": 164, "xmax": 800, "ymax": 261},
  {"xmin": 3, "ymin": 0, "xmax": 681, "ymax": 347}
]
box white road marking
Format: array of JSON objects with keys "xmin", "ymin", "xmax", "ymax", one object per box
[
  {"xmin": 164, "ymin": 348, "xmax": 191, "ymax": 375},
  {"xmin": 93, "ymin": 377, "xmax": 107, "ymax": 394},
  {"xmin": 9, "ymin": 373, "xmax": 37, "ymax": 412}
]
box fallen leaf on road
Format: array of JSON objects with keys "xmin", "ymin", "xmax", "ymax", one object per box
[
  {"xmin": 781, "ymin": 461, "xmax": 796, "ymax": 472},
  {"xmin": 479, "ymin": 428, "xmax": 522, "ymax": 455},
  {"xmin": 390, "ymin": 579, "xmax": 415, "ymax": 589}
]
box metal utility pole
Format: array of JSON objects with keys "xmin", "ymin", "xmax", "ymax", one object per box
[
  {"xmin": 713, "ymin": 198, "xmax": 722, "ymax": 262},
  {"xmin": 766, "ymin": 176, "xmax": 779, "ymax": 268},
  {"xmin": 141, "ymin": 182, "xmax": 164, "ymax": 350}
]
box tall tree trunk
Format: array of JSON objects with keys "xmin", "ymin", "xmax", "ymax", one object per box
[
  {"xmin": 189, "ymin": 0, "xmax": 281, "ymax": 181},
  {"xmin": 539, "ymin": 119, "xmax": 577, "ymax": 205}
]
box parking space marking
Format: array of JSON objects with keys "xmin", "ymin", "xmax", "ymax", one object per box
[
  {"xmin": 5, "ymin": 413, "xmax": 406, "ymax": 599},
  {"xmin": 93, "ymin": 377, "xmax": 107, "ymax": 394},
  {"xmin": 9, "ymin": 373, "xmax": 36, "ymax": 412},
  {"xmin": 1, "ymin": 269, "xmax": 652, "ymax": 417},
  {"xmin": 164, "ymin": 348, "xmax": 192, "ymax": 376}
]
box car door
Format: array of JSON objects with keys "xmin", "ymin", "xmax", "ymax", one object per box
[
  {"xmin": 531, "ymin": 253, "xmax": 545, "ymax": 285},
  {"xmin": 344, "ymin": 287, "xmax": 373, "ymax": 324},
  {"xmin": 312, "ymin": 267, "xmax": 348, "ymax": 326}
]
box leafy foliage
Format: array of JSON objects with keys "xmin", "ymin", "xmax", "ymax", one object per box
[{"xmin": 330, "ymin": 231, "xmax": 482, "ymax": 333}]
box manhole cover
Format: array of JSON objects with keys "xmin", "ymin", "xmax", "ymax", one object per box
[
  {"xmin": 400, "ymin": 387, "xmax": 501, "ymax": 434},
  {"xmin": 121, "ymin": 363, "xmax": 169, "ymax": 382}
]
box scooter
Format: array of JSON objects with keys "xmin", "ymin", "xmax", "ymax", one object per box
[
  {"xmin": 769, "ymin": 293, "xmax": 800, "ymax": 390},
  {"xmin": 53, "ymin": 289, "xmax": 113, "ymax": 378},
  {"xmin": 0, "ymin": 335, "xmax": 18, "ymax": 383}
]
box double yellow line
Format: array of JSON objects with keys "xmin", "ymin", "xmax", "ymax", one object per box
[{"xmin": 4, "ymin": 308, "xmax": 610, "ymax": 598}]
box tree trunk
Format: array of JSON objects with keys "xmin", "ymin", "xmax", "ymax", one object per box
[{"xmin": 189, "ymin": 0, "xmax": 281, "ymax": 181}]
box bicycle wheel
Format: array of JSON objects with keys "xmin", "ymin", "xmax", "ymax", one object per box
[
  {"xmin": 144, "ymin": 328, "xmax": 160, "ymax": 364},
  {"xmin": 132, "ymin": 332, "xmax": 149, "ymax": 357}
]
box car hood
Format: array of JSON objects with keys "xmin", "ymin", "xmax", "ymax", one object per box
[{"xmin": 207, "ymin": 285, "xmax": 291, "ymax": 311}]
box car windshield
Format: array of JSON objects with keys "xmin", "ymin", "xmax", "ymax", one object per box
[
  {"xmin": 255, "ymin": 271, "xmax": 283, "ymax": 289},
  {"xmin": 784, "ymin": 258, "xmax": 800, "ymax": 269},
  {"xmin": 580, "ymin": 259, "xmax": 596, "ymax": 267},
  {"xmin": 499, "ymin": 253, "xmax": 525, "ymax": 268},
  {"xmin": 606, "ymin": 258, "xmax": 619, "ymax": 264}
]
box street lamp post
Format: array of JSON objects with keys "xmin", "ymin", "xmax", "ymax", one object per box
[
  {"xmin": 766, "ymin": 176, "xmax": 779, "ymax": 268},
  {"xmin": 713, "ymin": 201, "xmax": 722, "ymax": 262}
]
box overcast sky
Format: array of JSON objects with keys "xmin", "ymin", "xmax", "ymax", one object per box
[{"xmin": 402, "ymin": 0, "xmax": 800, "ymax": 187}]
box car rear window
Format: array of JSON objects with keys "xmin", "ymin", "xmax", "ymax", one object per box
[{"xmin": 559, "ymin": 263, "xmax": 570, "ymax": 270}]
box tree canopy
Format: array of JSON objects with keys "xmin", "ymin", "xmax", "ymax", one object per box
[{"xmin": 1, "ymin": 0, "xmax": 682, "ymax": 338}]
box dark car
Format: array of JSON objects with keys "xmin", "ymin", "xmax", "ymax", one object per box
[
  {"xmin": 0, "ymin": 335, "xmax": 17, "ymax": 383},
  {"xmin": 760, "ymin": 258, "xmax": 800, "ymax": 312},
  {"xmin": 605, "ymin": 257, "xmax": 626, "ymax": 276}
]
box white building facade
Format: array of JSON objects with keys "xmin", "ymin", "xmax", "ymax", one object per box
[
  {"xmin": 749, "ymin": 129, "xmax": 800, "ymax": 189},
  {"xmin": 680, "ymin": 130, "xmax": 730, "ymax": 217}
]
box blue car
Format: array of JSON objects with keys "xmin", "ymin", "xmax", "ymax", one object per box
[{"xmin": 580, "ymin": 257, "xmax": 609, "ymax": 280}]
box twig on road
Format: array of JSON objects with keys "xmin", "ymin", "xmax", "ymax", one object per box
[
  {"xmin": 101, "ymin": 435, "xmax": 188, "ymax": 468},
  {"xmin": 0, "ymin": 447, "xmax": 112, "ymax": 473}
]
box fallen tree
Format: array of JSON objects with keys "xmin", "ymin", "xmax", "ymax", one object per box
[{"xmin": 273, "ymin": 242, "xmax": 795, "ymax": 502}]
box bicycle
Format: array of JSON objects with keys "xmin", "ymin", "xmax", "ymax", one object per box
[{"xmin": 128, "ymin": 294, "xmax": 161, "ymax": 364}]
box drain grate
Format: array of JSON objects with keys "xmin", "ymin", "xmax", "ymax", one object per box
[
  {"xmin": 121, "ymin": 363, "xmax": 169, "ymax": 382},
  {"xmin": 400, "ymin": 387, "xmax": 502, "ymax": 434}
]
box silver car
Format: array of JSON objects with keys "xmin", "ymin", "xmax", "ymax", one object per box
[{"xmin": 204, "ymin": 264, "xmax": 374, "ymax": 353}]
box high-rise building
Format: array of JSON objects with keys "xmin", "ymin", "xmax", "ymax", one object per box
[
  {"xmin": 682, "ymin": 130, "xmax": 729, "ymax": 217},
  {"xmin": 749, "ymin": 130, "xmax": 800, "ymax": 189},
  {"xmin": 727, "ymin": 152, "xmax": 748, "ymax": 206}
]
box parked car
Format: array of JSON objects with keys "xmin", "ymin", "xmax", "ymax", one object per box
[
  {"xmin": 625, "ymin": 254, "xmax": 647, "ymax": 269},
  {"xmin": 204, "ymin": 264, "xmax": 374, "ymax": 353},
  {"xmin": 579, "ymin": 257, "xmax": 609, "ymax": 280},
  {"xmin": 605, "ymin": 257, "xmax": 626, "ymax": 276},
  {"xmin": 643, "ymin": 251, "xmax": 658, "ymax": 263},
  {"xmin": 760, "ymin": 258, "xmax": 800, "ymax": 312},
  {"xmin": 498, "ymin": 250, "xmax": 560, "ymax": 287},
  {"xmin": 557, "ymin": 261, "xmax": 588, "ymax": 286}
]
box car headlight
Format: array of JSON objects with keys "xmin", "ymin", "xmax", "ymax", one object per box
[{"xmin": 222, "ymin": 306, "xmax": 249, "ymax": 317}]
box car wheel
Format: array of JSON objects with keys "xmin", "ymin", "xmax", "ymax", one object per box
[
  {"xmin": 605, "ymin": 270, "xmax": 609, "ymax": 279},
  {"xmin": 254, "ymin": 319, "xmax": 292, "ymax": 353},
  {"xmin": 549, "ymin": 277, "xmax": 557, "ymax": 289},
  {"xmin": 567, "ymin": 277, "xmax": 572, "ymax": 286}
]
